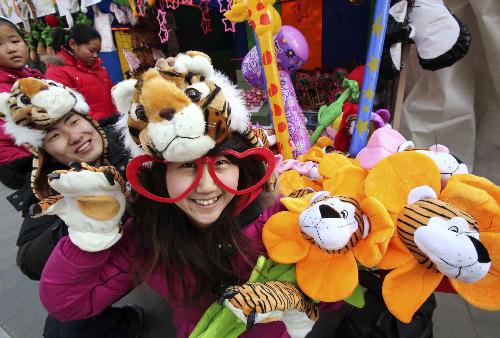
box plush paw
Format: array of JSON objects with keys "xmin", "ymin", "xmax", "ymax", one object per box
[
  {"xmin": 30, "ymin": 163, "xmax": 127, "ymax": 252},
  {"xmin": 220, "ymin": 281, "xmax": 318, "ymax": 338}
]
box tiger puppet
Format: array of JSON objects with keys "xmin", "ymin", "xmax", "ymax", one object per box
[
  {"xmin": 364, "ymin": 151, "xmax": 500, "ymax": 323},
  {"xmin": 262, "ymin": 153, "xmax": 395, "ymax": 303},
  {"xmin": 28, "ymin": 162, "xmax": 127, "ymax": 252},
  {"xmin": 111, "ymin": 50, "xmax": 249, "ymax": 163}
]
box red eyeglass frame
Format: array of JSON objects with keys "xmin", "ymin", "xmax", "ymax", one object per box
[{"xmin": 126, "ymin": 147, "xmax": 276, "ymax": 203}]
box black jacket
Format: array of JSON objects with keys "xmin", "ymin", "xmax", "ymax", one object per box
[{"xmin": 11, "ymin": 115, "xmax": 131, "ymax": 280}]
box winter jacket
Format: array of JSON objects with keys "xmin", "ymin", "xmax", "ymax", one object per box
[
  {"xmin": 44, "ymin": 49, "xmax": 116, "ymax": 120},
  {"xmin": 0, "ymin": 66, "xmax": 42, "ymax": 169},
  {"xmin": 12, "ymin": 115, "xmax": 131, "ymax": 280},
  {"xmin": 40, "ymin": 198, "xmax": 341, "ymax": 338}
]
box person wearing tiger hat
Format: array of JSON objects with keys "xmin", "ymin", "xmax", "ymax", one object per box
[
  {"xmin": 0, "ymin": 78, "xmax": 144, "ymax": 338},
  {"xmin": 35, "ymin": 51, "xmax": 343, "ymax": 338}
]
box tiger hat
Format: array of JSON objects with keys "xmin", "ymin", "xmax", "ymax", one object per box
[
  {"xmin": 0, "ymin": 78, "xmax": 108, "ymax": 200},
  {"xmin": 111, "ymin": 50, "xmax": 250, "ymax": 163}
]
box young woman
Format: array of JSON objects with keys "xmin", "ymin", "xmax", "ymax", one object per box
[
  {"xmin": 0, "ymin": 17, "xmax": 41, "ymax": 189},
  {"xmin": 36, "ymin": 56, "xmax": 342, "ymax": 337},
  {"xmin": 1, "ymin": 77, "xmax": 142, "ymax": 338},
  {"xmin": 44, "ymin": 24, "xmax": 116, "ymax": 120}
]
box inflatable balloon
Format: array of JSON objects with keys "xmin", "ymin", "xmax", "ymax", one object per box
[{"xmin": 242, "ymin": 25, "xmax": 311, "ymax": 157}]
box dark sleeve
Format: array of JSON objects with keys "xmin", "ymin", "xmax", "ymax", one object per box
[
  {"xmin": 16, "ymin": 215, "xmax": 68, "ymax": 280},
  {"xmin": 0, "ymin": 156, "xmax": 33, "ymax": 190}
]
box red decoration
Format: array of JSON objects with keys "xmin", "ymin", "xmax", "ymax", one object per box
[{"xmin": 45, "ymin": 15, "xmax": 59, "ymax": 27}]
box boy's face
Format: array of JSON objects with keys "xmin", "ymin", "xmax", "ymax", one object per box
[
  {"xmin": 42, "ymin": 113, "xmax": 104, "ymax": 166},
  {"xmin": 0, "ymin": 25, "xmax": 29, "ymax": 69}
]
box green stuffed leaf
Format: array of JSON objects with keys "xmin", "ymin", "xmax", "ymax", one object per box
[{"xmin": 344, "ymin": 284, "xmax": 365, "ymax": 308}]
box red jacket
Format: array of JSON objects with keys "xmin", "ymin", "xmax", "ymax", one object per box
[
  {"xmin": 0, "ymin": 66, "xmax": 42, "ymax": 165},
  {"xmin": 45, "ymin": 49, "xmax": 116, "ymax": 120}
]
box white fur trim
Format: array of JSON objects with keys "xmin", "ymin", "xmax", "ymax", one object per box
[
  {"xmin": 212, "ymin": 71, "xmax": 250, "ymax": 133},
  {"xmin": 113, "ymin": 112, "xmax": 144, "ymax": 158},
  {"xmin": 111, "ymin": 79, "xmax": 137, "ymax": 116},
  {"xmin": 407, "ymin": 185, "xmax": 438, "ymax": 205},
  {"xmin": 174, "ymin": 53, "xmax": 214, "ymax": 79},
  {"xmin": 70, "ymin": 89, "xmax": 90, "ymax": 115}
]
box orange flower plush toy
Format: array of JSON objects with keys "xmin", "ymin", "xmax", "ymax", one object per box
[
  {"xmin": 263, "ymin": 157, "xmax": 395, "ymax": 302},
  {"xmin": 365, "ymin": 151, "xmax": 500, "ymax": 323}
]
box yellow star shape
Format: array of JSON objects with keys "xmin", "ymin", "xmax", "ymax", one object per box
[
  {"xmin": 367, "ymin": 56, "xmax": 379, "ymax": 73},
  {"xmin": 355, "ymin": 117, "xmax": 369, "ymax": 136},
  {"xmin": 372, "ymin": 16, "xmax": 383, "ymax": 38},
  {"xmin": 362, "ymin": 105, "xmax": 369, "ymax": 112},
  {"xmin": 363, "ymin": 88, "xmax": 374, "ymax": 100}
]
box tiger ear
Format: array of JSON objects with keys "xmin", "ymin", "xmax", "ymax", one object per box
[
  {"xmin": 111, "ymin": 79, "xmax": 138, "ymax": 116},
  {"xmin": 407, "ymin": 186, "xmax": 438, "ymax": 204},
  {"xmin": 141, "ymin": 68, "xmax": 162, "ymax": 82}
]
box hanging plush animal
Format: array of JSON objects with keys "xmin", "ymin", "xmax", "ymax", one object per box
[
  {"xmin": 364, "ymin": 151, "xmax": 499, "ymax": 323},
  {"xmin": 380, "ymin": 0, "xmax": 471, "ymax": 78}
]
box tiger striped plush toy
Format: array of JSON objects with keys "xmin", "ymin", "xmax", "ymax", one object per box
[
  {"xmin": 263, "ymin": 161, "xmax": 395, "ymax": 302},
  {"xmin": 28, "ymin": 162, "xmax": 127, "ymax": 252},
  {"xmin": 364, "ymin": 151, "xmax": 500, "ymax": 323},
  {"xmin": 111, "ymin": 51, "xmax": 249, "ymax": 163},
  {"xmin": 221, "ymin": 281, "xmax": 319, "ymax": 336}
]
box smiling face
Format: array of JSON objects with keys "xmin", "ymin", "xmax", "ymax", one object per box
[
  {"xmin": 0, "ymin": 24, "xmax": 29, "ymax": 69},
  {"xmin": 42, "ymin": 113, "xmax": 104, "ymax": 166},
  {"xmin": 165, "ymin": 155, "xmax": 239, "ymax": 227}
]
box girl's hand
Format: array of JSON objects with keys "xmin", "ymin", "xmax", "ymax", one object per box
[{"xmin": 29, "ymin": 162, "xmax": 127, "ymax": 252}]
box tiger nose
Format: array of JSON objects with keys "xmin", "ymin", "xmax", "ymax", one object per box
[
  {"xmin": 159, "ymin": 108, "xmax": 176, "ymax": 121},
  {"xmin": 319, "ymin": 204, "xmax": 341, "ymax": 218}
]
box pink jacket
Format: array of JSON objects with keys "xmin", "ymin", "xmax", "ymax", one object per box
[
  {"xmin": 45, "ymin": 49, "xmax": 116, "ymax": 120},
  {"xmin": 40, "ymin": 201, "xmax": 312, "ymax": 337},
  {"xmin": 0, "ymin": 66, "xmax": 42, "ymax": 164}
]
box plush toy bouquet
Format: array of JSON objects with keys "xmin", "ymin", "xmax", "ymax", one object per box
[{"xmin": 268, "ymin": 129, "xmax": 500, "ymax": 325}]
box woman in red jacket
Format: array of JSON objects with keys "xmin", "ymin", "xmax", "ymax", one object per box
[
  {"xmin": 45, "ymin": 24, "xmax": 116, "ymax": 120},
  {"xmin": 0, "ymin": 17, "xmax": 42, "ymax": 188}
]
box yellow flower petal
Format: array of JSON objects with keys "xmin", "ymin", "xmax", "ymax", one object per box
[
  {"xmin": 318, "ymin": 153, "xmax": 353, "ymax": 179},
  {"xmin": 353, "ymin": 197, "xmax": 395, "ymax": 267},
  {"xmin": 450, "ymin": 232, "xmax": 500, "ymax": 311},
  {"xmin": 297, "ymin": 245, "xmax": 358, "ymax": 302},
  {"xmin": 262, "ymin": 211, "xmax": 311, "ymax": 264},
  {"xmin": 441, "ymin": 174, "xmax": 500, "ymax": 233},
  {"xmin": 376, "ymin": 233, "xmax": 414, "ymax": 269},
  {"xmin": 382, "ymin": 260, "xmax": 443, "ymax": 323},
  {"xmin": 365, "ymin": 152, "xmax": 441, "ymax": 216},
  {"xmin": 323, "ymin": 166, "xmax": 367, "ymax": 201}
]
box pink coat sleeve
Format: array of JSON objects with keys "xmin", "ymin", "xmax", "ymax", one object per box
[{"xmin": 39, "ymin": 225, "xmax": 136, "ymax": 321}]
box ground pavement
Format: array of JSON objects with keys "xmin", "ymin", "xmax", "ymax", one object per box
[{"xmin": 1, "ymin": 184, "xmax": 498, "ymax": 338}]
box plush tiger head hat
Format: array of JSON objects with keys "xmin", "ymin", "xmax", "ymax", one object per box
[
  {"xmin": 111, "ymin": 50, "xmax": 250, "ymax": 163},
  {"xmin": 0, "ymin": 78, "xmax": 106, "ymax": 200}
]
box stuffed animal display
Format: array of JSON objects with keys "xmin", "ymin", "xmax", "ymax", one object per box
[
  {"xmin": 270, "ymin": 147, "xmax": 499, "ymax": 323},
  {"xmin": 381, "ymin": 0, "xmax": 471, "ymax": 78}
]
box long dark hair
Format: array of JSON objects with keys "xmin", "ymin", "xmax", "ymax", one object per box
[
  {"xmin": 51, "ymin": 24, "xmax": 101, "ymax": 53},
  {"xmin": 131, "ymin": 133, "xmax": 267, "ymax": 303}
]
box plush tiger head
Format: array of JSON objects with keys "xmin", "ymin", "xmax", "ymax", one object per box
[
  {"xmin": 112, "ymin": 51, "xmax": 249, "ymax": 162},
  {"xmin": 398, "ymin": 186, "xmax": 490, "ymax": 283},
  {"xmin": 0, "ymin": 78, "xmax": 89, "ymax": 149},
  {"xmin": 298, "ymin": 191, "xmax": 369, "ymax": 252}
]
